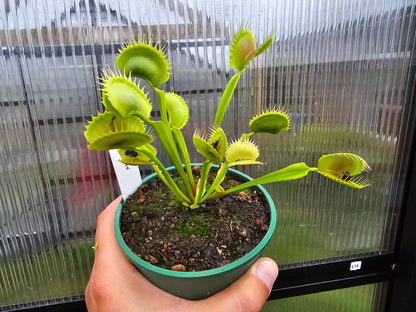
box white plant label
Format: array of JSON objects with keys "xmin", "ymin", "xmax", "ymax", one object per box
[
  {"xmin": 350, "ymin": 261, "xmax": 362, "ymax": 271},
  {"xmin": 109, "ymin": 149, "xmax": 142, "ymax": 200}
]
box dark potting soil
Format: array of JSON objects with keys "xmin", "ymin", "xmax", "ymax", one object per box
[{"xmin": 120, "ymin": 167, "xmax": 271, "ymax": 272}]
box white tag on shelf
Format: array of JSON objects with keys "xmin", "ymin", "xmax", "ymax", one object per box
[
  {"xmin": 350, "ymin": 260, "xmax": 362, "ymax": 271},
  {"xmin": 109, "ymin": 149, "xmax": 142, "ymax": 200}
]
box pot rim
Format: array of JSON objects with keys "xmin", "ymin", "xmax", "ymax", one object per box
[{"xmin": 114, "ymin": 164, "xmax": 276, "ymax": 279}]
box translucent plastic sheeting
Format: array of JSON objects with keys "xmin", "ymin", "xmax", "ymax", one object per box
[
  {"xmin": 262, "ymin": 283, "xmax": 385, "ymax": 312},
  {"xmin": 0, "ymin": 0, "xmax": 415, "ymax": 308}
]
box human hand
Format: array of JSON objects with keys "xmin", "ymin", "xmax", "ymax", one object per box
[{"xmin": 85, "ymin": 196, "xmax": 278, "ymax": 312}]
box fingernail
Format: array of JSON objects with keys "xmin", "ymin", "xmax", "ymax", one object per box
[{"xmin": 255, "ymin": 260, "xmax": 278, "ymax": 291}]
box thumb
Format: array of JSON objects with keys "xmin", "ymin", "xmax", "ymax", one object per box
[{"xmin": 199, "ymin": 257, "xmax": 278, "ymax": 312}]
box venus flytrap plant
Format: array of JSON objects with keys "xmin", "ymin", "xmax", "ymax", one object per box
[{"xmin": 84, "ymin": 28, "xmax": 371, "ymax": 209}]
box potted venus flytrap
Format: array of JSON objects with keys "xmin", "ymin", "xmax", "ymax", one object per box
[{"xmin": 84, "ymin": 28, "xmax": 371, "ymax": 299}]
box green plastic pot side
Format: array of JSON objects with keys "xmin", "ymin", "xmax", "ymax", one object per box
[{"xmin": 114, "ymin": 165, "xmax": 277, "ymax": 300}]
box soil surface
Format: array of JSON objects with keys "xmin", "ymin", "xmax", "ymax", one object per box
[{"xmin": 120, "ymin": 166, "xmax": 271, "ymax": 272}]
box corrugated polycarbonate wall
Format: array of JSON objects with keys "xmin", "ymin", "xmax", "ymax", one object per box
[{"xmin": 0, "ymin": 0, "xmax": 415, "ymax": 310}]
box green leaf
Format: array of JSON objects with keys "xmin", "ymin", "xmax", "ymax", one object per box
[
  {"xmin": 192, "ymin": 161, "xmax": 212, "ymax": 208},
  {"xmin": 214, "ymin": 72, "xmax": 241, "ymax": 127},
  {"xmin": 172, "ymin": 128, "xmax": 196, "ymax": 193},
  {"xmin": 317, "ymin": 153, "xmax": 371, "ymax": 176},
  {"xmin": 225, "ymin": 139, "xmax": 261, "ymax": 166},
  {"xmin": 116, "ymin": 41, "xmax": 170, "ymax": 87},
  {"xmin": 209, "ymin": 127, "xmax": 228, "ymax": 160},
  {"xmin": 230, "ymin": 28, "xmax": 257, "ymax": 71},
  {"xmin": 150, "ymin": 120, "xmax": 195, "ymax": 200},
  {"xmin": 222, "ymin": 163, "xmax": 312, "ymax": 196},
  {"xmin": 87, "ymin": 132, "xmax": 152, "ymax": 151},
  {"xmin": 118, "ymin": 144, "xmax": 156, "ymax": 165},
  {"xmin": 317, "ymin": 153, "xmax": 371, "ymax": 189},
  {"xmin": 214, "ymin": 29, "xmax": 274, "ymax": 128},
  {"xmin": 101, "ymin": 72, "xmax": 152, "ymax": 119},
  {"xmin": 193, "ymin": 130, "xmax": 222, "ymax": 162},
  {"xmin": 150, "ymin": 164, "xmax": 192, "ymax": 205},
  {"xmin": 254, "ymin": 32, "xmax": 275, "ymax": 57},
  {"xmin": 230, "ymin": 28, "xmax": 275, "ymax": 71},
  {"xmin": 202, "ymin": 163, "xmax": 229, "ymax": 202},
  {"xmin": 249, "ymin": 109, "xmax": 290, "ymax": 134},
  {"xmin": 165, "ymin": 92, "xmax": 189, "ymax": 129},
  {"xmin": 85, "ymin": 111, "xmax": 152, "ymax": 150}
]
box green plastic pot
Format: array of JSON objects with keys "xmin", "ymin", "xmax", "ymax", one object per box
[{"xmin": 114, "ymin": 165, "xmax": 277, "ymax": 300}]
